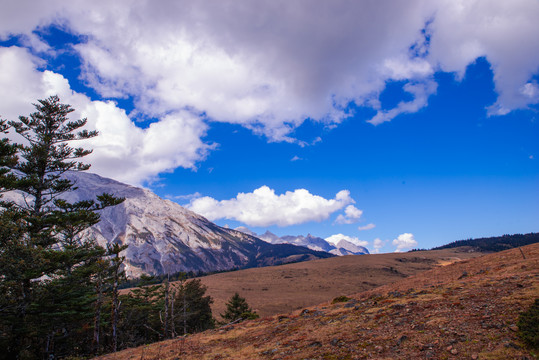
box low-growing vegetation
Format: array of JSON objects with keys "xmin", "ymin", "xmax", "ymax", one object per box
[
  {"xmin": 517, "ymin": 298, "xmax": 539, "ymax": 350},
  {"xmin": 331, "ymin": 295, "xmax": 351, "ymax": 304}
]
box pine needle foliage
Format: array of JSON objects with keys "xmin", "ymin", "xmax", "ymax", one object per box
[{"xmin": 220, "ymin": 292, "xmax": 258, "ymax": 323}]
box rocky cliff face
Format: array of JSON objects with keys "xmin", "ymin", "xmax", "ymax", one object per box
[{"xmin": 6, "ymin": 171, "xmax": 333, "ymax": 277}]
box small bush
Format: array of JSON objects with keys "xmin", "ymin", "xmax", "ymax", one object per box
[
  {"xmin": 332, "ymin": 295, "xmax": 351, "ymax": 304},
  {"xmin": 517, "ymin": 298, "xmax": 539, "ymax": 350},
  {"xmin": 241, "ymin": 311, "xmax": 260, "ymax": 320}
]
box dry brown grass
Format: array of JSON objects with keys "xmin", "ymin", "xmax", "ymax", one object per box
[
  {"xmin": 197, "ymin": 247, "xmax": 482, "ymax": 319},
  {"xmin": 98, "ymin": 244, "xmax": 539, "ymax": 360}
]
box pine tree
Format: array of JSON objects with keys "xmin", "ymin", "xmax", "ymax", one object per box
[
  {"xmin": 118, "ymin": 275, "xmax": 163, "ymax": 347},
  {"xmin": 174, "ymin": 279, "xmax": 214, "ymax": 334},
  {"xmin": 0, "ymin": 200, "xmax": 28, "ymax": 358},
  {"xmin": 0, "ymin": 119, "xmax": 25, "ymax": 356},
  {"xmin": 220, "ymin": 293, "xmax": 258, "ymax": 323},
  {"xmin": 0, "ymin": 96, "xmax": 124, "ymax": 359}
]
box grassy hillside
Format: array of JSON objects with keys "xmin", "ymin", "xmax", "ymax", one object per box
[
  {"xmin": 98, "ymin": 243, "xmax": 539, "ymax": 360},
  {"xmin": 197, "ymin": 247, "xmax": 482, "ymax": 318}
]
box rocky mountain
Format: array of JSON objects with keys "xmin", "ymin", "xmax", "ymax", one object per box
[
  {"xmin": 327, "ymin": 238, "xmax": 370, "ymax": 256},
  {"xmin": 6, "ymin": 172, "xmax": 333, "ymax": 278},
  {"xmin": 240, "ymin": 228, "xmax": 369, "ymax": 255}
]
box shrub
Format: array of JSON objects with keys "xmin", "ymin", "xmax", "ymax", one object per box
[
  {"xmin": 332, "ymin": 295, "xmax": 351, "ymax": 304},
  {"xmin": 517, "ymin": 298, "xmax": 539, "ymax": 350},
  {"xmin": 241, "ymin": 311, "xmax": 260, "ymax": 320},
  {"xmin": 221, "ymin": 293, "xmax": 258, "ymax": 323}
]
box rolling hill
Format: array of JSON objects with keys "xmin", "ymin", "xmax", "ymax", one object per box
[
  {"xmin": 197, "ymin": 246, "xmax": 483, "ymax": 318},
  {"xmin": 98, "ymin": 243, "xmax": 539, "ymax": 360}
]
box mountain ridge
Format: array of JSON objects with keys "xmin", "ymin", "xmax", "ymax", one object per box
[
  {"xmin": 238, "ymin": 228, "xmax": 369, "ymax": 256},
  {"xmin": 5, "ymin": 171, "xmax": 334, "ymax": 277}
]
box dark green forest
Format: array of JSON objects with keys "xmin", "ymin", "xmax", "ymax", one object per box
[{"xmin": 432, "ymin": 233, "xmax": 539, "ymax": 252}]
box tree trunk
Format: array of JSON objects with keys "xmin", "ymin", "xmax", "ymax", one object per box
[
  {"xmin": 111, "ymin": 256, "xmax": 120, "ymax": 352},
  {"xmin": 183, "ymin": 288, "xmax": 187, "ymax": 335},
  {"xmin": 164, "ymin": 275, "xmax": 169, "ymax": 339},
  {"xmin": 170, "ymin": 288, "xmax": 176, "ymax": 338},
  {"xmin": 93, "ymin": 275, "xmax": 103, "ymax": 354}
]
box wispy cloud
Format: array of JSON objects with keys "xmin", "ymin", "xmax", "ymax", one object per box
[
  {"xmin": 166, "ymin": 192, "xmax": 202, "ymax": 202},
  {"xmin": 357, "ymin": 223, "xmax": 376, "ymax": 231},
  {"xmin": 373, "ymin": 238, "xmax": 386, "ymax": 253}
]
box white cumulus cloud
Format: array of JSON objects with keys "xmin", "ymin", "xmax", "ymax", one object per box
[
  {"xmin": 1, "ymin": 1, "xmax": 539, "ymax": 182},
  {"xmin": 335, "ymin": 205, "xmax": 363, "ymax": 224},
  {"xmin": 325, "ymin": 234, "xmax": 369, "ymax": 248},
  {"xmin": 187, "ymin": 187, "xmax": 353, "ymax": 227},
  {"xmin": 429, "ymin": 0, "xmax": 539, "ymax": 116},
  {"xmin": 0, "ymin": 46, "xmax": 211, "ymax": 186},
  {"xmin": 392, "ymin": 233, "xmax": 418, "ymax": 252}
]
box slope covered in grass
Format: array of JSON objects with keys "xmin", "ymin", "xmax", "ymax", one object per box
[{"xmin": 99, "ymin": 243, "xmax": 538, "ymax": 359}]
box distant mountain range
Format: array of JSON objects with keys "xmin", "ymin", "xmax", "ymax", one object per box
[
  {"xmin": 235, "ymin": 227, "xmax": 369, "ymax": 256},
  {"xmin": 5, "ymin": 172, "xmax": 333, "ymax": 278}
]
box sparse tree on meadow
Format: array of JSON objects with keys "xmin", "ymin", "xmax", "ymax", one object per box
[
  {"xmin": 220, "ymin": 292, "xmax": 258, "ymax": 324},
  {"xmin": 174, "ymin": 279, "xmax": 214, "ymax": 334}
]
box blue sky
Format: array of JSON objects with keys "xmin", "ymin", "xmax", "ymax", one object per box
[{"xmin": 1, "ymin": 1, "xmax": 538, "ymax": 253}]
